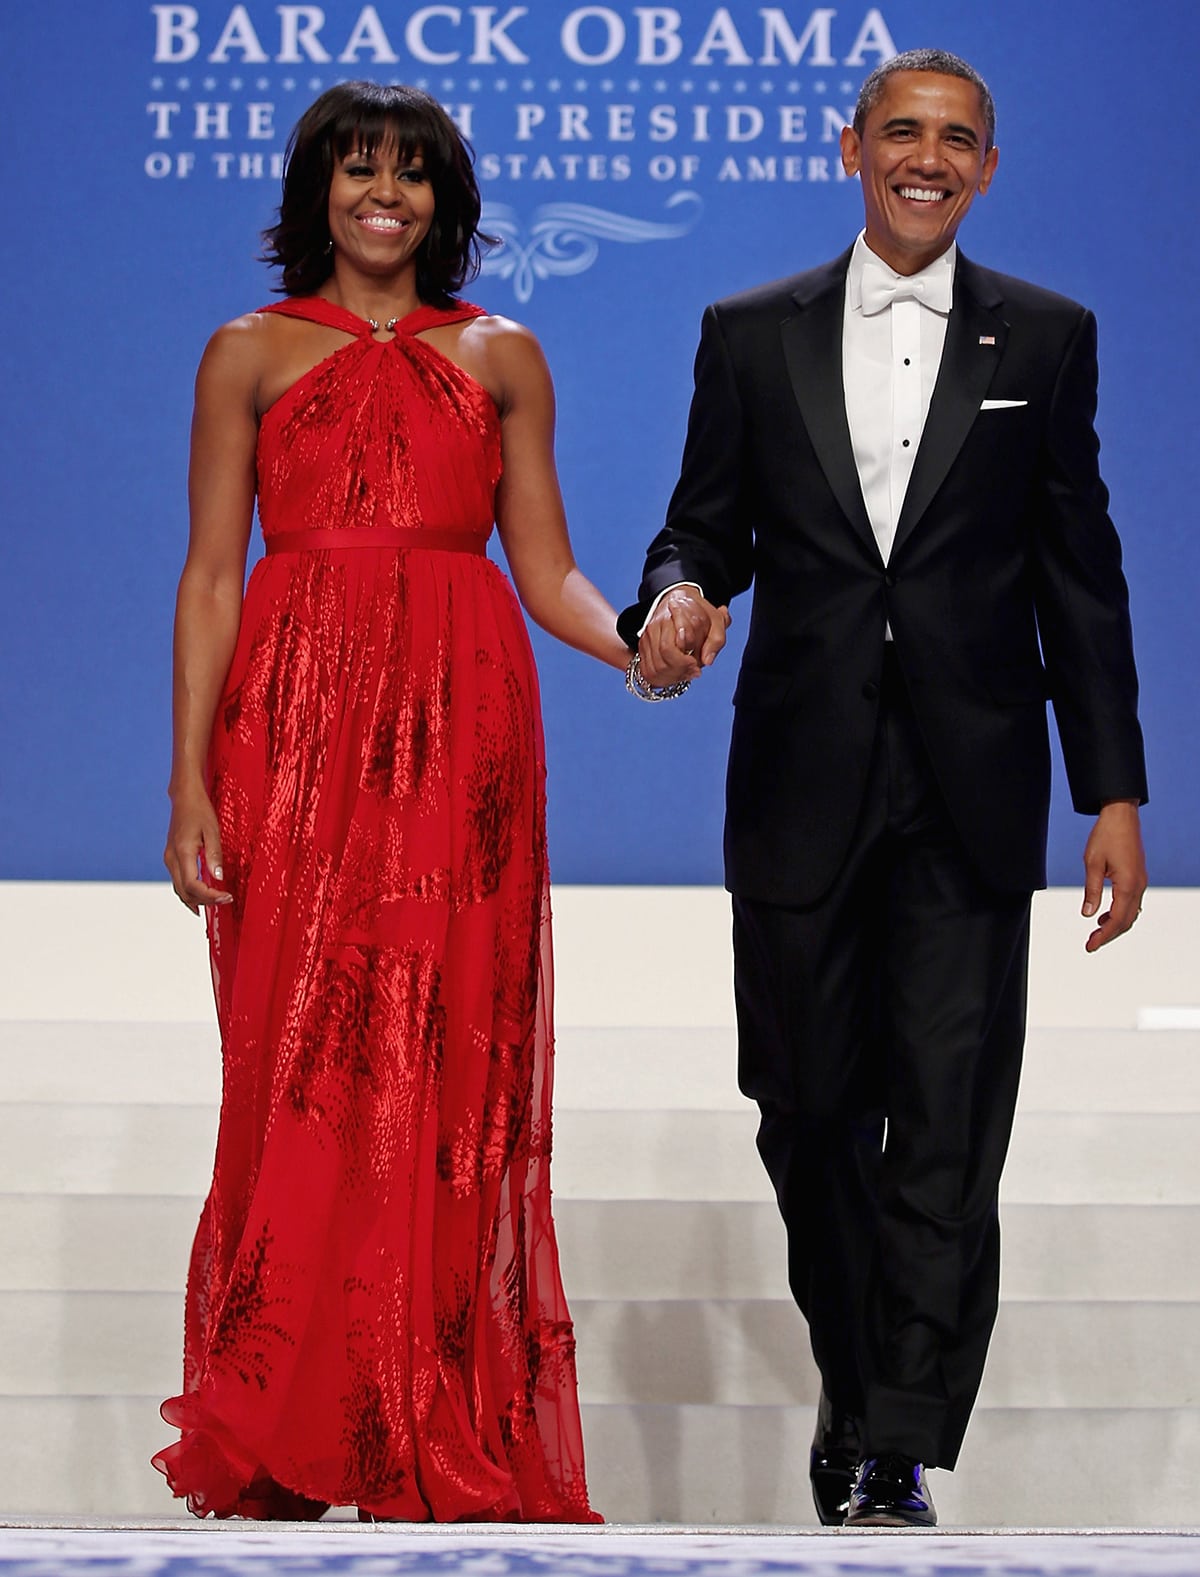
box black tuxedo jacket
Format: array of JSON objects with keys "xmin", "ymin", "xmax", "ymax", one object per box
[{"xmin": 619, "ymin": 248, "xmax": 1148, "ymax": 905}]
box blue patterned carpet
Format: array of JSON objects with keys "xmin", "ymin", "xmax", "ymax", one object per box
[{"xmin": 2, "ymin": 1527, "xmax": 1200, "ymax": 1577}]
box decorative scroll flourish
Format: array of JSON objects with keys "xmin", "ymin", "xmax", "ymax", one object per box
[{"xmin": 479, "ymin": 192, "xmax": 704, "ymax": 302}]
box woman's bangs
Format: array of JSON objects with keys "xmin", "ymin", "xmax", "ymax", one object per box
[{"xmin": 330, "ymin": 102, "xmax": 442, "ymax": 172}]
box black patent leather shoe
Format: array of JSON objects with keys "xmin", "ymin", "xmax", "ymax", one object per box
[
  {"xmin": 845, "ymin": 1453, "xmax": 936, "ymax": 1527},
  {"xmin": 809, "ymin": 1391, "xmax": 862, "ymax": 1526}
]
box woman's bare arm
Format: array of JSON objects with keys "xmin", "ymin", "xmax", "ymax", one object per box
[
  {"xmin": 164, "ymin": 318, "xmax": 261, "ymax": 911},
  {"xmin": 482, "ymin": 320, "xmax": 630, "ymax": 671}
]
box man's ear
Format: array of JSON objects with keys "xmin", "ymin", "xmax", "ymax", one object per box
[
  {"xmin": 978, "ymin": 143, "xmax": 999, "ymax": 195},
  {"xmin": 840, "ymin": 124, "xmax": 861, "ymax": 179}
]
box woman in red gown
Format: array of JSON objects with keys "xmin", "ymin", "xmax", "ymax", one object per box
[{"xmin": 157, "ymin": 81, "xmax": 628, "ymax": 1522}]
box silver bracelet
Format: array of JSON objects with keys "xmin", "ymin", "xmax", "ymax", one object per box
[{"xmin": 625, "ymin": 651, "xmax": 691, "ymax": 702}]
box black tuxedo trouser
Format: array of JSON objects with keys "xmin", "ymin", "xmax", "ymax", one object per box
[{"xmin": 732, "ymin": 650, "xmax": 1032, "ymax": 1469}]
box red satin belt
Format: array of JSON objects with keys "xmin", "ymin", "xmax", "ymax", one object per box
[{"xmin": 265, "ymin": 527, "xmax": 487, "ymax": 555}]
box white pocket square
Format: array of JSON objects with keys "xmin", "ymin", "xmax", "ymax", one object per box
[{"xmin": 979, "ymin": 398, "xmax": 1028, "ymax": 410}]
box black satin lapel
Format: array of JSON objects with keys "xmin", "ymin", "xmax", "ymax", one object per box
[
  {"xmin": 780, "ymin": 297, "xmax": 878, "ymax": 561},
  {"xmin": 892, "ymin": 290, "xmax": 1007, "ymax": 555}
]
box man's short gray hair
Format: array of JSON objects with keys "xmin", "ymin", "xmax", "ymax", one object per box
[{"xmin": 853, "ymin": 48, "xmax": 996, "ymax": 149}]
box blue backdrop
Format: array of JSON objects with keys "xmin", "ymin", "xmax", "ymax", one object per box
[{"xmin": 3, "ymin": 2, "xmax": 1196, "ymax": 884}]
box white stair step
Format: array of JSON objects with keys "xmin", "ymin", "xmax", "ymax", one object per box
[
  {"xmin": 0, "ymin": 1195, "xmax": 198, "ymax": 1294},
  {"xmin": 554, "ymin": 1026, "xmax": 1195, "ymax": 1114},
  {"xmin": 5, "ymin": 884, "xmax": 1198, "ymax": 1033},
  {"xmin": 1002, "ymin": 1114, "xmax": 1200, "ymax": 1204},
  {"xmin": 563, "ymin": 1110, "xmax": 1200, "ymax": 1204},
  {"xmin": 0, "ymin": 1105, "xmax": 220, "ymax": 1197},
  {"xmin": 1017, "ymin": 1026, "xmax": 1200, "ymax": 1112},
  {"xmin": 4, "ymin": 1022, "xmax": 1199, "ymax": 1113},
  {"xmin": 7, "ymin": 1196, "xmax": 1200, "ymax": 1303},
  {"xmin": 3, "ymin": 1103, "xmax": 1198, "ymax": 1203},
  {"xmin": 573, "ymin": 1299, "xmax": 1200, "ymax": 1410},
  {"xmin": 3, "ymin": 1291, "xmax": 1195, "ymax": 1410},
  {"xmin": 583, "ymin": 1403, "xmax": 1200, "ymax": 1528},
  {"xmin": 2, "ymin": 1394, "xmax": 1196, "ymax": 1526},
  {"xmin": 995, "ymin": 1202, "xmax": 1200, "ymax": 1302},
  {"xmin": 0, "ymin": 1023, "xmax": 222, "ymax": 1106}
]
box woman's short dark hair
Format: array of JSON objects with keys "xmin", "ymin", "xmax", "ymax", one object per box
[{"xmin": 261, "ymin": 81, "xmax": 490, "ymax": 302}]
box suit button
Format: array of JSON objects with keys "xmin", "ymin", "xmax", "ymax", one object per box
[
  {"xmin": 862, "ymin": 680, "xmax": 879, "ymax": 701},
  {"xmin": 884, "ymin": 571, "xmax": 897, "ymax": 588}
]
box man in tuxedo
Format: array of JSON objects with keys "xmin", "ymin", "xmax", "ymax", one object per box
[{"xmin": 618, "ymin": 49, "xmax": 1148, "ymax": 1526}]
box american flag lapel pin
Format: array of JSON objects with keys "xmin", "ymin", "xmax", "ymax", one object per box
[{"xmin": 979, "ymin": 335, "xmax": 996, "ymax": 346}]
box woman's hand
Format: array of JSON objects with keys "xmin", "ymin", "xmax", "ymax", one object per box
[{"xmin": 164, "ymin": 783, "xmax": 232, "ymax": 914}]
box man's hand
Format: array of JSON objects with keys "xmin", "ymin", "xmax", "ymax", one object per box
[
  {"xmin": 638, "ymin": 587, "xmax": 731, "ymax": 686},
  {"xmin": 1081, "ymin": 800, "xmax": 1147, "ymax": 953}
]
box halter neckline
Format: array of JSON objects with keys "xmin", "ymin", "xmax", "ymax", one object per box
[{"xmin": 257, "ymin": 297, "xmax": 487, "ymax": 339}]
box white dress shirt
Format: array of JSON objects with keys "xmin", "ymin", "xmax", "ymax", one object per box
[{"xmin": 844, "ymin": 231, "xmax": 955, "ymax": 575}]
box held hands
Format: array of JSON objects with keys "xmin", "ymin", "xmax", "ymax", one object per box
[
  {"xmin": 1081, "ymin": 800, "xmax": 1147, "ymax": 952},
  {"xmin": 637, "ymin": 587, "xmax": 731, "ymax": 686},
  {"xmin": 164, "ymin": 783, "xmax": 233, "ymax": 914}
]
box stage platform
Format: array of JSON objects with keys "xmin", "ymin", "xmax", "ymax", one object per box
[{"xmin": 2, "ymin": 1522, "xmax": 1200, "ymax": 1576}]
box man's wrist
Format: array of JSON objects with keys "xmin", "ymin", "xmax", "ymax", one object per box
[{"xmin": 637, "ymin": 582, "xmax": 705, "ymax": 638}]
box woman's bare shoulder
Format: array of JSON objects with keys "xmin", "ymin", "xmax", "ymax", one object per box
[
  {"xmin": 202, "ymin": 309, "xmax": 283, "ymax": 362},
  {"xmin": 195, "ymin": 310, "xmax": 293, "ymax": 401},
  {"xmin": 465, "ymin": 312, "xmax": 540, "ymax": 353},
  {"xmin": 462, "ymin": 312, "xmax": 551, "ymax": 393}
]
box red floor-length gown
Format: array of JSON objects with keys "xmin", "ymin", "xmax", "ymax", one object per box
[{"xmin": 152, "ymin": 297, "xmax": 599, "ymax": 1522}]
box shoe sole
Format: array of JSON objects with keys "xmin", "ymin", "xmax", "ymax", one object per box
[{"xmin": 846, "ymin": 1513, "xmax": 936, "ymax": 1528}]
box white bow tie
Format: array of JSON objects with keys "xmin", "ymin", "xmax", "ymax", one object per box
[{"xmin": 860, "ymin": 259, "xmax": 952, "ymax": 317}]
